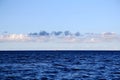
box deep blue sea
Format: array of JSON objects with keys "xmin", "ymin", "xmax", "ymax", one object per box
[{"xmin": 0, "ymin": 51, "xmax": 120, "ymax": 80}]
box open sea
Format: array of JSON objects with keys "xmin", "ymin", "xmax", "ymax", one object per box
[{"xmin": 0, "ymin": 51, "xmax": 120, "ymax": 80}]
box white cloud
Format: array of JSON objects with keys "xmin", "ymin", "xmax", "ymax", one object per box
[
  {"xmin": 0, "ymin": 34, "xmax": 30, "ymax": 41},
  {"xmin": 0, "ymin": 32, "xmax": 120, "ymax": 42},
  {"xmin": 0, "ymin": 32, "xmax": 120, "ymax": 50}
]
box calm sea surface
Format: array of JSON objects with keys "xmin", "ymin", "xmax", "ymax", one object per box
[{"xmin": 0, "ymin": 51, "xmax": 120, "ymax": 80}]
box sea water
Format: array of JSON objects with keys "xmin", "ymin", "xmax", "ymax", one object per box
[{"xmin": 0, "ymin": 51, "xmax": 120, "ymax": 80}]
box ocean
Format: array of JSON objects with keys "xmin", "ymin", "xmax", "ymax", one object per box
[{"xmin": 0, "ymin": 51, "xmax": 120, "ymax": 80}]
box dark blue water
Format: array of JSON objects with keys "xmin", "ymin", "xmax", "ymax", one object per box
[{"xmin": 0, "ymin": 51, "xmax": 120, "ymax": 80}]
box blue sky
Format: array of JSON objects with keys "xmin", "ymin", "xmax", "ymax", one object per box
[{"xmin": 0, "ymin": 0, "xmax": 120, "ymax": 34}]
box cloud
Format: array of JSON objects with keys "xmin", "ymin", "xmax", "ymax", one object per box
[
  {"xmin": 0, "ymin": 31, "xmax": 119, "ymax": 43},
  {"xmin": 0, "ymin": 32, "xmax": 120, "ymax": 50},
  {"xmin": 0, "ymin": 34, "xmax": 30, "ymax": 42}
]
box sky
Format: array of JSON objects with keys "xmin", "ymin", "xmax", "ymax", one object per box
[
  {"xmin": 0, "ymin": 0, "xmax": 120, "ymax": 50},
  {"xmin": 0, "ymin": 0, "xmax": 120, "ymax": 34}
]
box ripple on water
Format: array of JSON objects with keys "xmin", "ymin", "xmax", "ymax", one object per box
[{"xmin": 0, "ymin": 51, "xmax": 120, "ymax": 80}]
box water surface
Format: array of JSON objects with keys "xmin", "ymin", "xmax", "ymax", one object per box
[{"xmin": 0, "ymin": 51, "xmax": 120, "ymax": 80}]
